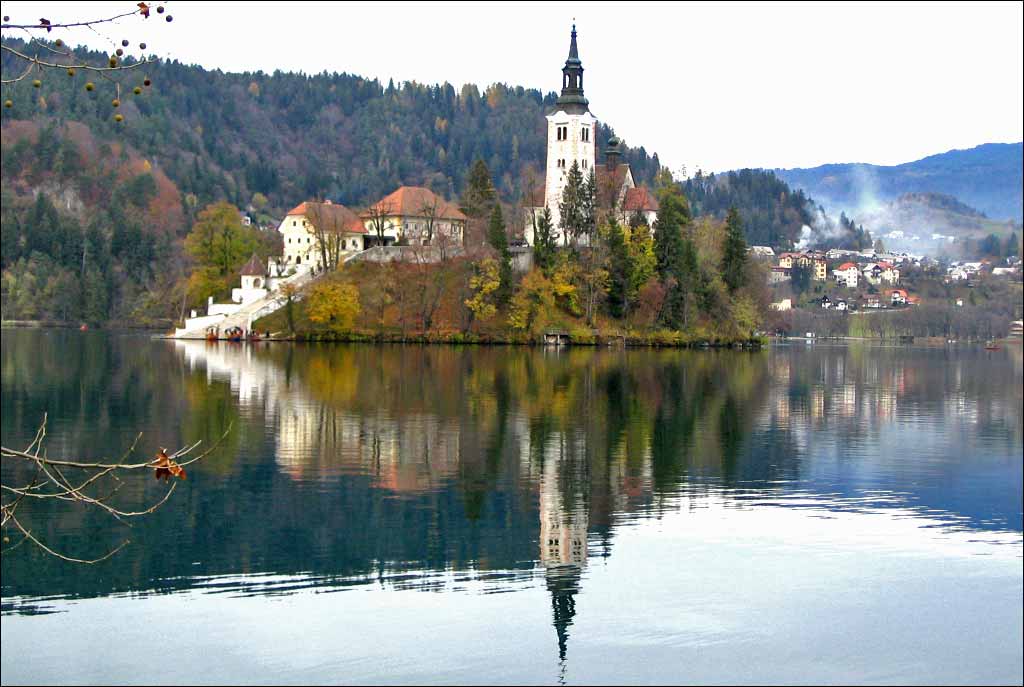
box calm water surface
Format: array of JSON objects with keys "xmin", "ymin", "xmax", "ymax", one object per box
[{"xmin": 1, "ymin": 330, "xmax": 1022, "ymax": 685}]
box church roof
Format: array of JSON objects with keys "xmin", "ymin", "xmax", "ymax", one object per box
[
  {"xmin": 622, "ymin": 186, "xmax": 659, "ymax": 213},
  {"xmin": 555, "ymin": 24, "xmax": 589, "ymax": 114},
  {"xmin": 363, "ymin": 186, "xmax": 466, "ymax": 221},
  {"xmin": 594, "ymin": 163, "xmax": 632, "ymax": 208},
  {"xmin": 287, "ymin": 200, "xmax": 367, "ymax": 234},
  {"xmin": 240, "ymin": 253, "xmax": 265, "ymax": 276}
]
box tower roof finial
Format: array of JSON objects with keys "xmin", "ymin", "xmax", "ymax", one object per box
[{"xmin": 556, "ymin": 20, "xmax": 588, "ymax": 113}]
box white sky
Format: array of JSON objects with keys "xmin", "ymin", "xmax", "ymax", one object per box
[{"xmin": 2, "ymin": 1, "xmax": 1022, "ymax": 174}]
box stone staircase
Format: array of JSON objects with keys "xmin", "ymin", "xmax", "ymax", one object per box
[
  {"xmin": 174, "ymin": 251, "xmax": 365, "ymax": 339},
  {"xmin": 173, "ymin": 267, "xmax": 316, "ymax": 339}
]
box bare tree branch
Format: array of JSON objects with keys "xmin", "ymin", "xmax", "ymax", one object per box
[{"xmin": 1, "ymin": 415, "xmax": 233, "ymax": 562}]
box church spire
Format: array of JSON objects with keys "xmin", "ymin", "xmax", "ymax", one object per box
[{"xmin": 557, "ymin": 23, "xmax": 589, "ymax": 113}]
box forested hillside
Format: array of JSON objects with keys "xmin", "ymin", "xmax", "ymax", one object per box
[
  {"xmin": 682, "ymin": 168, "xmax": 871, "ymax": 251},
  {"xmin": 0, "ymin": 37, "xmax": 660, "ymax": 215},
  {"xmin": 1, "ymin": 36, "xmax": 662, "ymax": 323}
]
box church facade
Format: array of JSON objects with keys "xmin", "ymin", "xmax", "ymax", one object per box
[{"xmin": 524, "ymin": 25, "xmax": 658, "ymax": 245}]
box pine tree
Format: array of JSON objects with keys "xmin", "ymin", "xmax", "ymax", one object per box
[
  {"xmin": 581, "ymin": 170, "xmax": 598, "ymax": 245},
  {"xmin": 461, "ymin": 159, "xmax": 497, "ymax": 220},
  {"xmin": 653, "ymin": 185, "xmax": 690, "ymax": 279},
  {"xmin": 652, "ymin": 184, "xmax": 696, "ymax": 330},
  {"xmin": 487, "ymin": 203, "xmax": 513, "ymax": 305},
  {"xmin": 558, "ymin": 161, "xmax": 586, "ymax": 246},
  {"xmin": 605, "ymin": 216, "xmax": 633, "ymax": 319},
  {"xmin": 721, "ymin": 207, "xmax": 748, "ymax": 293},
  {"xmin": 532, "ymin": 206, "xmax": 558, "ymax": 274}
]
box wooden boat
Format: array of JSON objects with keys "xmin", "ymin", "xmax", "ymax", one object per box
[
  {"xmin": 984, "ymin": 341, "xmax": 1001, "ymax": 351},
  {"xmin": 225, "ymin": 326, "xmax": 244, "ymax": 342},
  {"xmin": 205, "ymin": 326, "xmax": 219, "ymax": 342}
]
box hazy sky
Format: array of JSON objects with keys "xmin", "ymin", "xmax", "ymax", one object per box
[{"xmin": 3, "ymin": 1, "xmax": 1022, "ymax": 173}]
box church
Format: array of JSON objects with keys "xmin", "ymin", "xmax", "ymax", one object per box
[{"xmin": 523, "ymin": 25, "xmax": 658, "ymax": 245}]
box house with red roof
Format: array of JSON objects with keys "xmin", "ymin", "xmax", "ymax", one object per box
[
  {"xmin": 361, "ymin": 186, "xmax": 466, "ymax": 247},
  {"xmin": 833, "ymin": 262, "xmax": 860, "ymax": 288},
  {"xmin": 277, "ymin": 200, "xmax": 367, "ymax": 273},
  {"xmin": 863, "ymin": 261, "xmax": 900, "ymax": 285},
  {"xmin": 887, "ymin": 288, "xmax": 909, "ymax": 306}
]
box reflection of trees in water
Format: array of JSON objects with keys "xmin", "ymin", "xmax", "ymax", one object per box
[{"xmin": 4, "ymin": 335, "xmax": 1020, "ymax": 614}]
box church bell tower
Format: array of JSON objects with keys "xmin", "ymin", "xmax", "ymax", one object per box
[{"xmin": 544, "ymin": 24, "xmax": 597, "ymax": 232}]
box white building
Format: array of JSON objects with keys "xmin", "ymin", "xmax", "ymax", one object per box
[
  {"xmin": 833, "ymin": 262, "xmax": 860, "ymax": 288},
  {"xmin": 523, "ymin": 25, "xmax": 655, "ymax": 245},
  {"xmin": 174, "ymin": 254, "xmax": 272, "ymax": 337},
  {"xmin": 361, "ymin": 186, "xmax": 466, "ymax": 247},
  {"xmin": 278, "ymin": 200, "xmax": 367, "ymax": 273},
  {"xmin": 540, "ymin": 25, "xmax": 595, "ymax": 234}
]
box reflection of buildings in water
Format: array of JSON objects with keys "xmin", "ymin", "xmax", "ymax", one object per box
[
  {"xmin": 176, "ymin": 340, "xmax": 287, "ymax": 414},
  {"xmin": 944, "ymin": 393, "xmax": 980, "ymax": 425},
  {"xmin": 835, "ymin": 382, "xmax": 857, "ymax": 419},
  {"xmin": 174, "ymin": 341, "xmax": 459, "ymax": 490},
  {"xmin": 772, "ymin": 355, "xmax": 791, "ymax": 387},
  {"xmin": 811, "ymin": 386, "xmax": 825, "ymax": 421},
  {"xmin": 537, "ymin": 434, "xmax": 589, "ymax": 664}
]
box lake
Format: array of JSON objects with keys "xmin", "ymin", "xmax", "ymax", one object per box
[{"xmin": 1, "ymin": 330, "xmax": 1021, "ymax": 685}]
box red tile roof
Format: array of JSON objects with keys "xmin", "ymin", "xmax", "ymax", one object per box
[
  {"xmin": 837, "ymin": 262, "xmax": 858, "ymax": 270},
  {"xmin": 286, "ymin": 200, "xmax": 366, "ymax": 234},
  {"xmin": 594, "ymin": 163, "xmax": 631, "ymax": 208},
  {"xmin": 622, "ymin": 186, "xmax": 659, "ymax": 212},
  {"xmin": 364, "ymin": 186, "xmax": 466, "ymax": 221}
]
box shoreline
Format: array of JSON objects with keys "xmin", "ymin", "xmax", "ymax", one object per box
[{"xmin": 164, "ymin": 330, "xmax": 768, "ymax": 349}]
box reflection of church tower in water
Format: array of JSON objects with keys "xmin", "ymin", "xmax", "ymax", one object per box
[{"xmin": 539, "ymin": 433, "xmax": 589, "ymax": 666}]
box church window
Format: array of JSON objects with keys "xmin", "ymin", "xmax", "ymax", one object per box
[
  {"xmin": 582, "ymin": 159, "xmax": 588, "ymax": 169},
  {"xmin": 581, "ymin": 127, "xmax": 589, "ymax": 142}
]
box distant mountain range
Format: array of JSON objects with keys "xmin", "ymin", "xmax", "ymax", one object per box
[{"xmin": 774, "ymin": 142, "xmax": 1023, "ymax": 222}]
